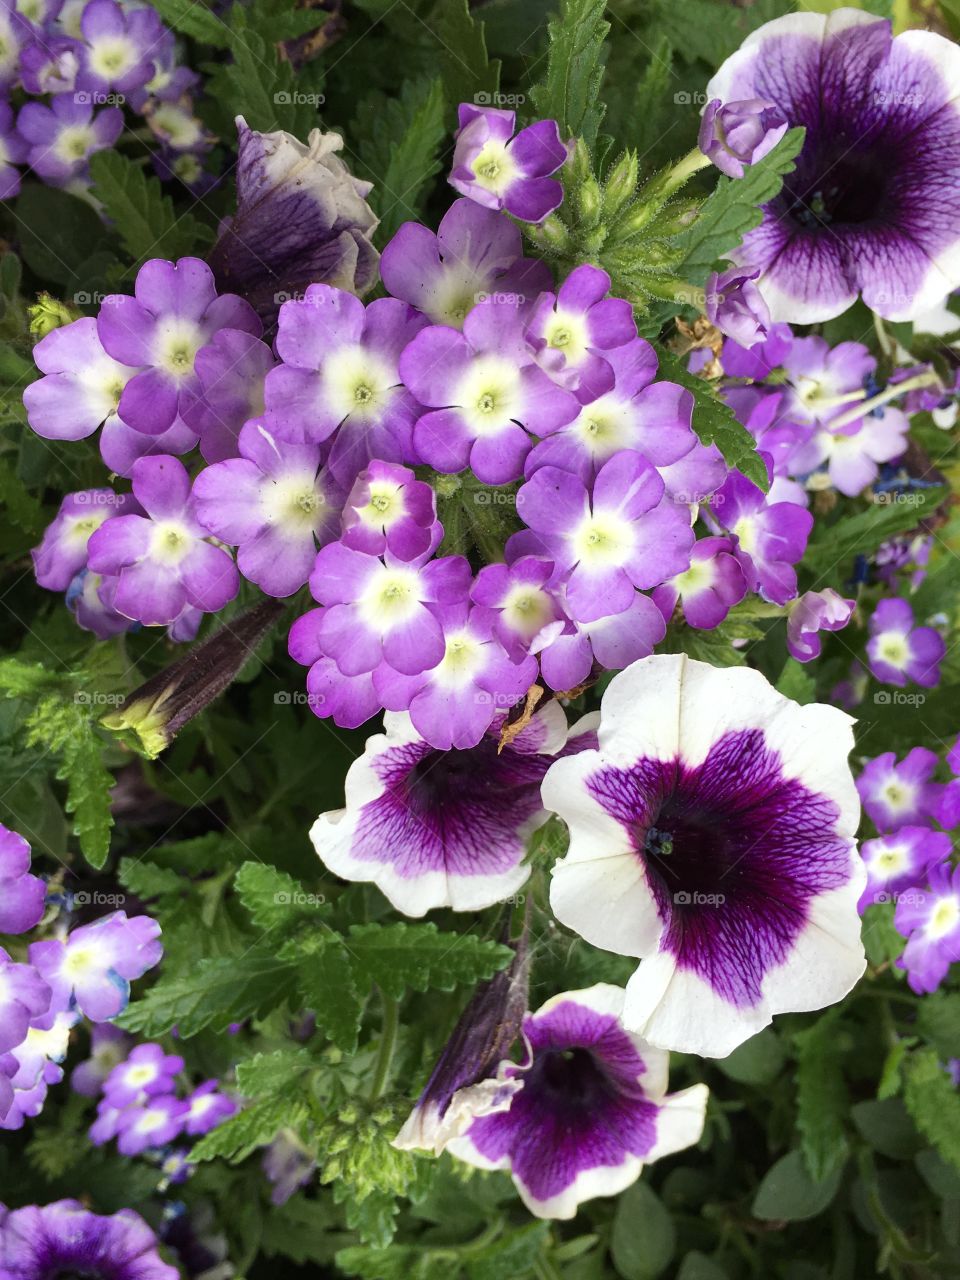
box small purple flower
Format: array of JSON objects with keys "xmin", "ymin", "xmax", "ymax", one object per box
[
  {"xmin": 449, "ymin": 104, "xmax": 568, "ymax": 223},
  {"xmin": 537, "ymin": 591, "xmax": 666, "ymax": 692},
  {"xmin": 867, "ymin": 597, "xmax": 945, "ymax": 688},
  {"xmin": 193, "ymin": 421, "xmax": 342, "ymax": 598},
  {"xmin": 514, "ymin": 450, "xmax": 695, "ymax": 623},
  {"xmin": 2, "ymin": 1006, "xmax": 77, "ymax": 1129},
  {"xmin": 711, "ymin": 464, "xmax": 812, "ymax": 605},
  {"xmin": 381, "ymin": 198, "xmax": 552, "ymax": 328},
  {"xmin": 0, "ymin": 100, "xmax": 26, "ymax": 199},
  {"xmin": 0, "ymin": 8, "xmax": 22, "ymax": 90},
  {"xmin": 186, "ymin": 329, "xmax": 276, "ymax": 463},
  {"xmin": 721, "ymin": 322, "xmax": 794, "ymax": 380},
  {"xmin": 789, "ymin": 408, "xmax": 909, "ymax": 496},
  {"xmin": 262, "ymin": 1130, "xmax": 316, "ymax": 1206},
  {"xmin": 183, "ymin": 1080, "xmax": 237, "ymax": 1135},
  {"xmin": 857, "ymin": 747, "xmax": 942, "ymax": 832},
  {"xmin": 29, "ymin": 910, "xmax": 162, "ymax": 1022},
  {"xmin": 76, "ymin": 0, "xmax": 165, "ymax": 94},
  {"xmin": 471, "ymin": 555, "xmax": 565, "ymax": 661},
  {"xmin": 24, "ymin": 316, "xmax": 138, "ymax": 444},
  {"xmin": 0, "ymin": 1200, "xmax": 179, "ymax": 1279},
  {"xmin": 67, "ymin": 570, "xmax": 132, "ymax": 640},
  {"xmin": 288, "ymin": 616, "xmax": 384, "ymax": 730},
  {"xmin": 17, "ymin": 93, "xmax": 122, "ymax": 187},
  {"xmin": 652, "ymin": 536, "xmax": 747, "ymax": 630},
  {"xmin": 97, "ymin": 257, "xmax": 260, "ymax": 436},
  {"xmin": 103, "ymin": 1042, "xmax": 184, "ymax": 1108},
  {"xmin": 705, "ymin": 268, "xmax": 771, "ymax": 346},
  {"xmin": 71, "ymin": 1023, "xmax": 131, "ymax": 1098},
  {"xmin": 787, "ymin": 588, "xmax": 855, "ymax": 662},
  {"xmin": 525, "ymin": 264, "xmax": 636, "ymax": 398},
  {"xmin": 780, "ymin": 337, "xmax": 875, "ymax": 426},
  {"xmin": 86, "ymin": 455, "xmax": 240, "ymax": 626},
  {"xmin": 20, "ymin": 35, "xmax": 81, "ymax": 96},
  {"xmin": 0, "ymin": 824, "xmax": 45, "ymax": 935},
  {"xmin": 858, "ymin": 825, "xmax": 951, "ymax": 913},
  {"xmin": 400, "ymin": 298, "xmax": 580, "ymax": 484},
  {"xmin": 0, "ymin": 948, "xmax": 50, "ymax": 1058},
  {"xmin": 895, "ymin": 862, "xmax": 960, "ymax": 994},
  {"xmin": 32, "ymin": 489, "xmax": 139, "ymax": 592},
  {"xmin": 264, "ymin": 284, "xmax": 427, "ymax": 487},
  {"xmin": 340, "ymin": 460, "xmax": 439, "ymax": 562},
  {"xmin": 310, "ymin": 702, "xmax": 590, "ymax": 915},
  {"xmin": 448, "ymin": 984, "xmax": 708, "ymax": 1218},
  {"xmin": 116, "ymin": 1093, "xmax": 189, "ymax": 1155},
  {"xmin": 698, "ymin": 97, "xmax": 787, "ymax": 178}
]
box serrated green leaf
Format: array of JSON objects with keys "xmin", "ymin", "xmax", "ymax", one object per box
[
  {"xmin": 466, "ymin": 1221, "xmax": 549, "ymax": 1280},
  {"xmin": 191, "ymin": 1095, "xmax": 304, "ymax": 1163},
  {"xmin": 117, "ymin": 858, "xmax": 184, "ymax": 900},
  {"xmin": 917, "ymin": 992, "xmax": 960, "ymax": 1059},
  {"xmin": 234, "ymin": 861, "xmax": 315, "ymax": 931},
  {"xmin": 297, "ymin": 945, "xmax": 364, "ymax": 1054},
  {"xmin": 0, "ymin": 658, "xmax": 58, "ymax": 698},
  {"xmin": 143, "ymin": 0, "xmax": 230, "ymax": 44},
  {"xmin": 794, "ymin": 1017, "xmax": 849, "ymax": 1181},
  {"xmin": 0, "ymin": 456, "xmax": 44, "ymax": 537},
  {"xmin": 804, "ymin": 487, "xmax": 947, "ymax": 580},
  {"xmin": 56, "ymin": 712, "xmax": 113, "ymax": 868},
  {"xmin": 429, "ymin": 0, "xmax": 500, "ymax": 111},
  {"xmin": 89, "ymin": 151, "xmax": 212, "ymax": 267},
  {"xmin": 235, "ymin": 1047, "xmax": 315, "ymax": 1098},
  {"xmin": 528, "ymin": 0, "xmax": 609, "ymax": 150},
  {"xmin": 903, "ymin": 1050, "xmax": 960, "ymax": 1172},
  {"xmin": 776, "ymin": 659, "xmax": 816, "ymax": 705},
  {"xmin": 346, "ymin": 922, "xmax": 513, "ymax": 999}
]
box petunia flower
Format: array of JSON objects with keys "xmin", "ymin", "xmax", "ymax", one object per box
[
  {"xmin": 542, "ymin": 654, "xmax": 866, "ymax": 1056},
  {"xmin": 310, "ymin": 702, "xmax": 592, "ymax": 915},
  {"xmin": 29, "ymin": 910, "xmax": 162, "ymax": 1022},
  {"xmin": 0, "ymin": 1200, "xmax": 178, "ymax": 1279},
  {"xmin": 786, "ymin": 588, "xmax": 855, "ymax": 662},
  {"xmin": 706, "ymin": 10, "xmax": 960, "ymax": 321},
  {"xmin": 895, "ymin": 862, "xmax": 960, "ymax": 994},
  {"xmin": 652, "ymin": 536, "xmax": 747, "ymax": 630},
  {"xmin": 0, "ymin": 824, "xmax": 45, "ymax": 935},
  {"xmin": 447, "ymin": 984, "xmax": 709, "ymax": 1218},
  {"xmin": 866, "ymin": 597, "xmax": 945, "ymax": 688},
  {"xmin": 857, "ymin": 747, "xmax": 942, "ymax": 832},
  {"xmin": 858, "ymin": 826, "xmax": 951, "ymax": 913},
  {"xmin": 449, "ymin": 103, "xmax": 568, "ymax": 223},
  {"xmin": 381, "ymin": 198, "xmax": 552, "ymax": 328}
]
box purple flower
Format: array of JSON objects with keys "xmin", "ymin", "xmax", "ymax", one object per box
[
  {"xmin": 537, "ymin": 591, "xmax": 667, "ymax": 692},
  {"xmin": 0, "ymin": 1200, "xmax": 178, "ymax": 1279},
  {"xmin": 1, "ymin": 1007, "xmax": 77, "ymax": 1130},
  {"xmin": 307, "ymin": 539, "xmax": 471, "ymax": 678},
  {"xmin": 705, "ymin": 268, "xmax": 771, "ymax": 346},
  {"xmin": 76, "ymin": 0, "xmax": 165, "ymax": 94},
  {"xmin": 711, "ymin": 464, "xmax": 812, "ymax": 605},
  {"xmin": 471, "ymin": 555, "xmax": 565, "ymax": 661},
  {"xmin": 858, "ymin": 825, "xmax": 951, "ymax": 913},
  {"xmin": 102, "ymin": 1042, "xmax": 184, "ymax": 1107},
  {"xmin": 67, "ymin": 570, "xmax": 133, "ymax": 641},
  {"xmin": 787, "ymin": 588, "xmax": 855, "ymax": 662},
  {"xmin": 0, "ymin": 949, "xmax": 50, "ymax": 1058},
  {"xmin": 381, "ymin": 198, "xmax": 552, "ymax": 328},
  {"xmin": 97, "ymin": 257, "xmax": 260, "ymax": 436},
  {"xmin": 71, "ymin": 1023, "xmax": 132, "ymax": 1098},
  {"xmin": 116, "ymin": 1094, "xmax": 189, "ymax": 1155},
  {"xmin": 29, "ymin": 910, "xmax": 162, "ymax": 1022},
  {"xmin": 706, "ymin": 11, "xmax": 960, "ymax": 321},
  {"xmin": 32, "ymin": 489, "xmax": 139, "ymax": 591},
  {"xmin": 895, "ymin": 862, "xmax": 960, "ymax": 994},
  {"xmin": 721, "ymin": 322, "xmax": 794, "ymax": 380},
  {"xmin": 0, "ymin": 100, "xmax": 26, "ymax": 199},
  {"xmin": 186, "ymin": 329, "xmax": 276, "ymax": 463},
  {"xmin": 288, "ymin": 617, "xmax": 384, "ymax": 730},
  {"xmin": 0, "ymin": 824, "xmax": 45, "ymax": 935},
  {"xmin": 19, "ymin": 35, "xmax": 81, "ymax": 96},
  {"xmin": 24, "ymin": 316, "xmax": 138, "ymax": 444},
  {"xmin": 867, "ymin": 597, "xmax": 945, "ymax": 688},
  {"xmin": 17, "ymin": 93, "xmax": 122, "ymax": 187},
  {"xmin": 340, "ymin": 460, "xmax": 439, "ymax": 562},
  {"xmin": 789, "ymin": 408, "xmax": 909, "ymax": 496},
  {"xmin": 857, "ymin": 748, "xmax": 942, "ymax": 832},
  {"xmin": 264, "ymin": 284, "xmax": 427, "ymax": 487},
  {"xmin": 310, "ymin": 703, "xmax": 591, "ymax": 915},
  {"xmin": 400, "ymin": 297, "xmax": 580, "ymax": 484},
  {"xmin": 449, "ymin": 104, "xmax": 568, "ymax": 223},
  {"xmin": 514, "ymin": 451, "xmax": 695, "ymax": 623},
  {"xmin": 524, "ymin": 264, "xmax": 636, "ymax": 398},
  {"xmin": 86, "ymin": 455, "xmax": 240, "ymax": 626},
  {"xmin": 374, "ymin": 603, "xmax": 538, "ymax": 751},
  {"xmin": 183, "ymin": 1080, "xmax": 237, "ymax": 1135},
  {"xmin": 448, "ymin": 984, "xmax": 708, "ymax": 1218},
  {"xmin": 262, "ymin": 1130, "xmax": 316, "ymax": 1206},
  {"xmin": 698, "ymin": 97, "xmax": 787, "ymax": 178},
  {"xmin": 193, "ymin": 421, "xmax": 342, "ymax": 598},
  {"xmin": 542, "ymin": 655, "xmax": 865, "ymax": 1056},
  {"xmin": 780, "ymin": 336, "xmax": 875, "ymax": 426},
  {"xmin": 651, "ymin": 536, "xmax": 747, "ymax": 630}
]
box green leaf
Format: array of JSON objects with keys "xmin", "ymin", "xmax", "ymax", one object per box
[
  {"xmin": 611, "ymin": 1180, "xmax": 676, "ymax": 1279},
  {"xmin": 804, "ymin": 487, "xmax": 947, "ymax": 579},
  {"xmin": 117, "ymin": 858, "xmax": 184, "ymax": 900},
  {"xmin": 677, "ymin": 1255, "xmax": 729, "ymax": 1280},
  {"xmin": 297, "ymin": 945, "xmax": 364, "ymax": 1054},
  {"xmin": 917, "ymin": 992, "xmax": 960, "ymax": 1059},
  {"xmin": 675, "ymin": 128, "xmax": 806, "ymax": 283},
  {"xmin": 776, "ymin": 660, "xmax": 816, "ymax": 705},
  {"xmin": 903, "ymin": 1050, "xmax": 960, "ymax": 1173},
  {"xmin": 15, "ymin": 185, "xmax": 109, "ymax": 288},
  {"xmin": 143, "ymin": 0, "xmax": 230, "ymax": 44},
  {"xmin": 89, "ymin": 151, "xmax": 212, "ymax": 268},
  {"xmin": 428, "ymin": 0, "xmax": 500, "ymax": 110},
  {"xmin": 851, "ymin": 1098, "xmax": 923, "ymax": 1160},
  {"xmin": 528, "ymin": 0, "xmax": 609, "ymax": 150},
  {"xmin": 356, "ymin": 77, "xmax": 446, "ymax": 245},
  {"xmin": 53, "ymin": 709, "xmax": 113, "ymax": 868},
  {"xmin": 794, "ymin": 1017, "xmax": 849, "ymax": 1181},
  {"xmin": 191, "ymin": 1095, "xmax": 304, "ymax": 1163},
  {"xmin": 657, "ymin": 350, "xmax": 767, "ymax": 491},
  {"xmin": 0, "ymin": 456, "xmax": 44, "ymax": 537},
  {"xmin": 716, "ymin": 1028, "xmax": 785, "ymax": 1086},
  {"xmin": 466, "ymin": 1222, "xmax": 549, "ymax": 1280},
  {"xmin": 235, "ymin": 1047, "xmax": 315, "ymax": 1098},
  {"xmin": 0, "ymin": 658, "xmax": 58, "ymax": 698},
  {"xmin": 234, "ymin": 861, "xmax": 320, "ymax": 931},
  {"xmin": 346, "ymin": 922, "xmax": 513, "ymax": 998},
  {"xmin": 861, "ymin": 902, "xmax": 906, "ymax": 967},
  {"xmin": 752, "ymin": 1149, "xmax": 843, "ymax": 1222}
]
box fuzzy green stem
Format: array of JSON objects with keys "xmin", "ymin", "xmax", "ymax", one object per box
[
  {"xmin": 368, "ymin": 994, "xmax": 399, "ymax": 1102},
  {"xmin": 652, "ymin": 147, "xmax": 712, "ymax": 200}
]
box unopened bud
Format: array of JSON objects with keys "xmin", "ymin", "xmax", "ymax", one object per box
[
  {"xmin": 602, "ymin": 151, "xmax": 638, "ymax": 219},
  {"xmin": 29, "ymin": 293, "xmax": 79, "ymax": 339}
]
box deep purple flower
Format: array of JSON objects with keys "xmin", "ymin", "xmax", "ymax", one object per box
[
  {"xmin": 311, "ymin": 702, "xmax": 590, "ymax": 915},
  {"xmin": 0, "ymin": 1199, "xmax": 178, "ymax": 1279},
  {"xmin": 87, "ymin": 455, "xmax": 240, "ymax": 626},
  {"xmin": 543, "ymin": 655, "xmax": 865, "ymax": 1056},
  {"xmin": 857, "ymin": 748, "xmax": 942, "ymax": 832},
  {"xmin": 448, "ymin": 984, "xmax": 708, "ymax": 1218},
  {"xmin": 76, "ymin": 0, "xmax": 165, "ymax": 94},
  {"xmin": 895, "ymin": 862, "xmax": 960, "ymax": 994},
  {"xmin": 449, "ymin": 104, "xmax": 567, "ymax": 223},
  {"xmin": 19, "ymin": 35, "xmax": 81, "ymax": 96},
  {"xmin": 116, "ymin": 1093, "xmax": 189, "ymax": 1155},
  {"xmin": 29, "ymin": 910, "xmax": 162, "ymax": 1022},
  {"xmin": 71, "ymin": 1024, "xmax": 132, "ymax": 1098},
  {"xmin": 17, "ymin": 93, "xmax": 122, "ymax": 187},
  {"xmin": 514, "ymin": 450, "xmax": 695, "ymax": 623},
  {"xmin": 0, "ymin": 824, "xmax": 45, "ymax": 935},
  {"xmin": 698, "ymin": 97, "xmax": 787, "ymax": 178},
  {"xmin": 103, "ymin": 1042, "xmax": 184, "ymax": 1108},
  {"xmin": 193, "ymin": 421, "xmax": 342, "ymax": 598},
  {"xmin": 711, "ymin": 464, "xmax": 812, "ymax": 605},
  {"xmin": 651, "ymin": 536, "xmax": 747, "ymax": 630},
  {"xmin": 867, "ymin": 597, "xmax": 945, "ymax": 688},
  {"xmin": 471, "ymin": 555, "xmax": 565, "ymax": 661},
  {"xmin": 185, "ymin": 329, "xmax": 275, "ymax": 463},
  {"xmin": 787, "ymin": 588, "xmax": 855, "ymax": 662},
  {"xmin": 32, "ymin": 489, "xmax": 139, "ymax": 591},
  {"xmin": 381, "ymin": 198, "xmax": 553, "ymax": 328},
  {"xmin": 264, "ymin": 284, "xmax": 427, "ymax": 487},
  {"xmin": 858, "ymin": 825, "xmax": 951, "ymax": 913},
  {"xmin": 707, "ymin": 11, "xmax": 960, "ymax": 321},
  {"xmin": 400, "ymin": 297, "xmax": 579, "ymax": 485},
  {"xmin": 340, "ymin": 460, "xmax": 439, "ymax": 562},
  {"xmin": 705, "ymin": 267, "xmax": 771, "ymax": 346},
  {"xmin": 97, "ymin": 257, "xmax": 260, "ymax": 436},
  {"xmin": 183, "ymin": 1079, "xmax": 237, "ymax": 1135}
]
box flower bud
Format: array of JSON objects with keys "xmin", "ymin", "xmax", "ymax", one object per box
[
  {"xmin": 698, "ymin": 97, "xmax": 788, "ymax": 179},
  {"xmin": 704, "ymin": 267, "xmax": 771, "ymax": 347}
]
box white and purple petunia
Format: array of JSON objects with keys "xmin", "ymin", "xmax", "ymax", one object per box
[
  {"xmin": 652, "ymin": 536, "xmax": 747, "ymax": 631},
  {"xmin": 310, "ymin": 701, "xmax": 593, "ymax": 915},
  {"xmin": 894, "ymin": 861, "xmax": 960, "ymax": 994},
  {"xmin": 0, "ymin": 824, "xmax": 45, "ymax": 935},
  {"xmin": 86, "ymin": 455, "xmax": 240, "ymax": 626},
  {"xmin": 707, "ymin": 10, "xmax": 960, "ymax": 321},
  {"xmin": 447, "ymin": 984, "xmax": 709, "ymax": 1219},
  {"xmin": 866, "ymin": 597, "xmax": 945, "ymax": 688},
  {"xmin": 698, "ymin": 97, "xmax": 788, "ymax": 179},
  {"xmin": 17, "ymin": 92, "xmax": 122, "ymax": 188},
  {"xmin": 0, "ymin": 1200, "xmax": 179, "ymax": 1280},
  {"xmin": 857, "ymin": 747, "xmax": 942, "ymax": 833},
  {"xmin": 193, "ymin": 421, "xmax": 343, "ymax": 598},
  {"xmin": 380, "ymin": 198, "xmax": 553, "ymax": 329},
  {"xmin": 400, "ymin": 296, "xmax": 580, "ymax": 485},
  {"xmin": 340, "ymin": 460, "xmax": 439, "ymax": 562},
  {"xmin": 29, "ymin": 910, "xmax": 162, "ymax": 1022},
  {"xmin": 787, "ymin": 588, "xmax": 855, "ymax": 662},
  {"xmin": 858, "ymin": 826, "xmax": 951, "ymax": 913},
  {"xmin": 449, "ymin": 103, "xmax": 568, "ymax": 224},
  {"xmin": 542, "ymin": 655, "xmax": 866, "ymax": 1056}
]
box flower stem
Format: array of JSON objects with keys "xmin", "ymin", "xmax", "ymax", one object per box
[
  {"xmin": 829, "ymin": 371, "xmax": 942, "ymax": 430},
  {"xmin": 368, "ymin": 994, "xmax": 399, "ymax": 1102},
  {"xmin": 650, "ymin": 147, "xmax": 712, "ymax": 200}
]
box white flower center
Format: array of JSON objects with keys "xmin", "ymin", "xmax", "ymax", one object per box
[
  {"xmin": 571, "ymin": 513, "xmax": 632, "ymax": 567},
  {"xmin": 55, "ymin": 125, "xmax": 95, "ymax": 164},
  {"xmin": 154, "ymin": 318, "xmax": 205, "ymax": 380},
  {"xmin": 89, "ymin": 34, "xmax": 139, "ymax": 80},
  {"xmin": 928, "ymin": 895, "xmax": 960, "ymax": 940},
  {"xmin": 434, "ymin": 630, "xmax": 484, "ymax": 686},
  {"xmin": 263, "ymin": 475, "xmax": 324, "ymax": 532},
  {"xmin": 471, "ymin": 140, "xmax": 516, "ymax": 195},
  {"xmin": 458, "ymin": 356, "xmax": 521, "ymax": 433},
  {"xmin": 675, "ymin": 559, "xmax": 713, "ymax": 595},
  {"xmin": 543, "ymin": 310, "xmax": 589, "ymax": 362},
  {"xmin": 150, "ymin": 520, "xmax": 193, "ymax": 565},
  {"xmin": 358, "ymin": 566, "xmax": 422, "ymax": 629},
  {"xmin": 324, "ymin": 346, "xmax": 393, "ymax": 423},
  {"xmin": 881, "ymin": 780, "xmax": 914, "ymax": 814},
  {"xmin": 502, "ymin": 584, "xmax": 553, "ymax": 638},
  {"xmin": 877, "ymin": 634, "xmax": 909, "ymax": 669}
]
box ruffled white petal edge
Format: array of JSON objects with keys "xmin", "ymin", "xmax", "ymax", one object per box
[{"xmin": 392, "ymin": 1073, "xmax": 522, "ymax": 1155}]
